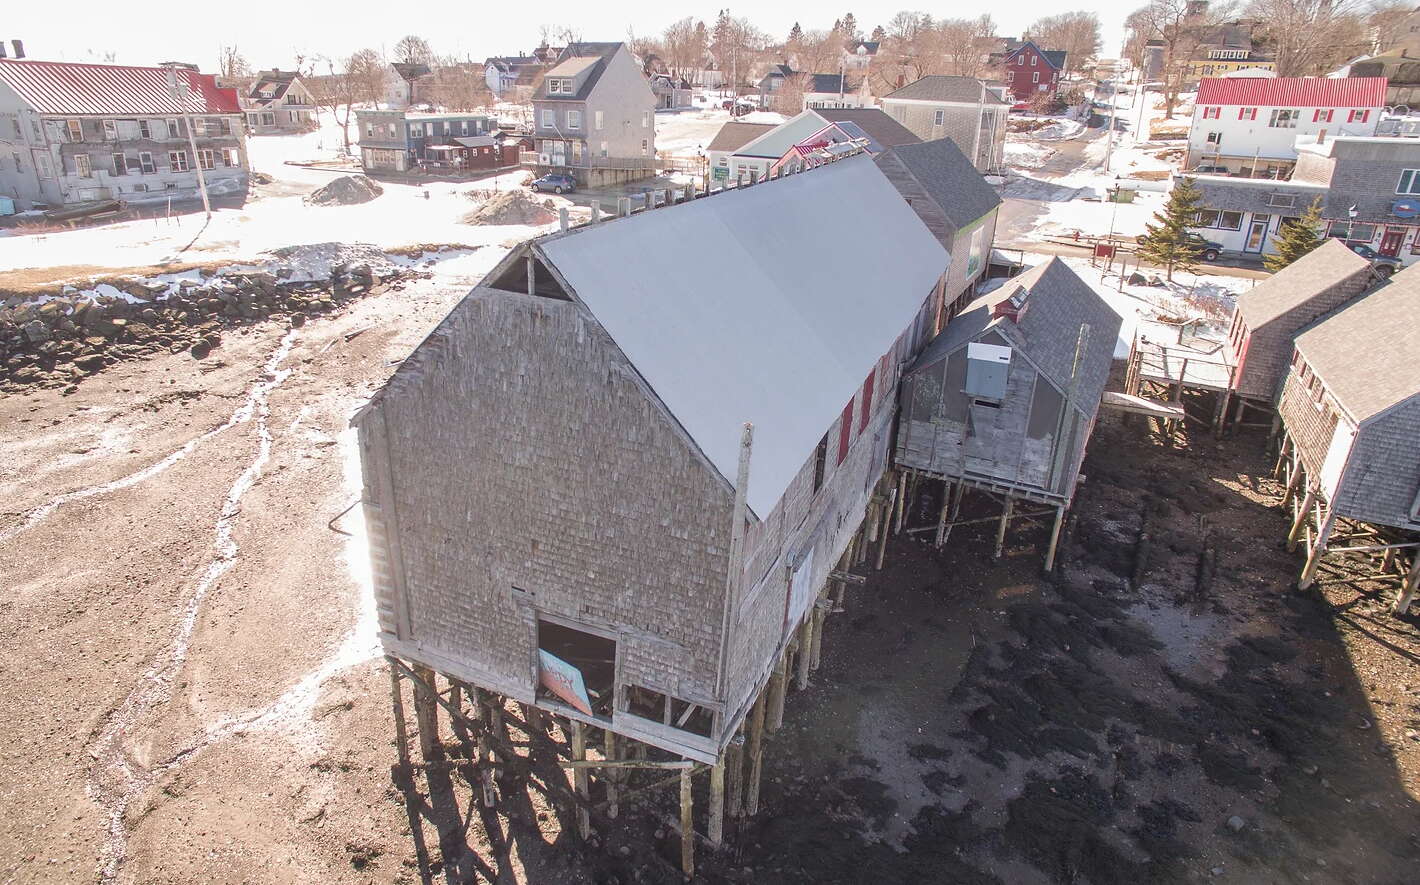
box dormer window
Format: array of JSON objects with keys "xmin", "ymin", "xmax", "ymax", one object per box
[{"xmin": 548, "ymin": 78, "xmax": 573, "ymax": 94}]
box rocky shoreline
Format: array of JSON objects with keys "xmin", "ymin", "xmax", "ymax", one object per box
[{"xmin": 0, "ymin": 244, "xmax": 425, "ymax": 392}]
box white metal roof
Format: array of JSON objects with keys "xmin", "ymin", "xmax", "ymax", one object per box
[{"xmin": 539, "ymin": 157, "xmax": 949, "ymax": 517}]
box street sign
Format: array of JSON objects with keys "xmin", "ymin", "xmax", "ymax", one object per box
[{"xmin": 1094, "ymin": 243, "xmax": 1116, "ymax": 260}]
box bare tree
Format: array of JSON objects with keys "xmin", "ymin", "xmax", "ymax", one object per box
[
  {"xmin": 938, "ymin": 15, "xmax": 997, "ymax": 78},
  {"xmin": 1370, "ymin": 0, "xmax": 1415, "ymax": 53},
  {"xmin": 663, "ymin": 17, "xmax": 709, "ymax": 79},
  {"xmin": 218, "ymin": 45, "xmax": 251, "ymax": 79},
  {"xmin": 309, "ymin": 49, "xmax": 384, "ymax": 153},
  {"xmin": 794, "ymin": 29, "xmax": 845, "ymax": 76},
  {"xmin": 1245, "ymin": 0, "xmax": 1369, "ymax": 76},
  {"xmin": 427, "ymin": 57, "xmax": 495, "ymax": 110},
  {"xmin": 538, "ymin": 24, "xmax": 583, "ymax": 47},
  {"xmin": 1026, "ymin": 11, "xmax": 1102, "ymax": 76},
  {"xmin": 1130, "ymin": 0, "xmax": 1235, "ymax": 118},
  {"xmin": 392, "ymin": 35, "xmax": 435, "ymax": 67}
]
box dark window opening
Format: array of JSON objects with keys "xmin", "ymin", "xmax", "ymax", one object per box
[
  {"xmin": 972, "ymin": 399, "xmax": 1001, "ymax": 409},
  {"xmin": 621, "ymin": 684, "xmax": 713, "ymax": 737},
  {"xmin": 537, "ymin": 619, "xmax": 615, "ymax": 718},
  {"xmin": 489, "ymin": 252, "xmax": 570, "ymax": 300},
  {"xmin": 812, "ymin": 433, "xmax": 828, "ymax": 492}
]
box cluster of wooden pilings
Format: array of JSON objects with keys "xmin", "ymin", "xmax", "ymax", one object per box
[
  {"xmin": 383, "ymin": 477, "xmax": 900, "ymax": 878},
  {"xmin": 1273, "ymin": 431, "xmax": 1420, "ymax": 614}
]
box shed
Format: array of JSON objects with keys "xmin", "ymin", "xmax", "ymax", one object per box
[{"xmin": 895, "ymin": 258, "xmax": 1120, "ymax": 564}]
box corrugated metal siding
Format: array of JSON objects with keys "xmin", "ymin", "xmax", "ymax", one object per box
[
  {"xmin": 0, "ymin": 59, "xmax": 240, "ymax": 115},
  {"xmin": 1196, "ymin": 76, "xmax": 1388, "ymax": 109}
]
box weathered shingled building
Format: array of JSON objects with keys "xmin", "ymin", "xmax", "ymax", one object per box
[
  {"xmin": 1224, "ymin": 239, "xmax": 1374, "ymax": 406},
  {"xmin": 895, "ymin": 258, "xmax": 1120, "ymax": 566},
  {"xmin": 1274, "ymin": 262, "xmax": 1420, "ymax": 610},
  {"xmin": 355, "ymin": 156, "xmax": 948, "ymax": 789}
]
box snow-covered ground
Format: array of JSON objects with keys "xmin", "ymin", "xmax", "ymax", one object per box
[
  {"xmin": 656, "ymin": 107, "xmax": 786, "ymax": 158},
  {"xmin": 0, "ymin": 112, "xmax": 575, "ymax": 282}
]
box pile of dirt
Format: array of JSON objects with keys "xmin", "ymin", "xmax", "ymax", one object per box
[
  {"xmin": 304, "ymin": 175, "xmax": 383, "ymax": 207},
  {"xmin": 464, "ymin": 190, "xmax": 558, "ymax": 226}
]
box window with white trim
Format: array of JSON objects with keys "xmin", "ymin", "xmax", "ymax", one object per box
[
  {"xmin": 642, "ymin": 111, "xmax": 650, "ymax": 127},
  {"xmin": 1032, "ymin": 71, "xmax": 1040, "ymax": 84},
  {"xmin": 595, "ymin": 110, "xmax": 604, "ymax": 130},
  {"xmin": 567, "ymin": 109, "xmax": 582, "ymax": 129},
  {"xmin": 1206, "ymin": 131, "xmax": 1222, "ymax": 144},
  {"xmin": 1202, "ymin": 106, "xmax": 1220, "ymax": 119},
  {"xmin": 111, "ymin": 153, "xmax": 126, "ymax": 175},
  {"xmin": 540, "ymin": 109, "xmax": 555, "ymax": 128},
  {"xmin": 933, "ymin": 109, "xmax": 945, "ymax": 125},
  {"xmin": 1348, "ymin": 109, "xmax": 1369, "ymax": 123},
  {"xmin": 1313, "ymin": 109, "xmax": 1334, "ymax": 123},
  {"xmin": 1238, "ymin": 107, "xmax": 1257, "ymax": 121},
  {"xmin": 139, "ymin": 151, "xmax": 155, "ymax": 174},
  {"xmin": 1398, "ymin": 169, "xmax": 1420, "ymax": 194},
  {"xmin": 169, "ymin": 150, "xmax": 189, "ymax": 172},
  {"xmin": 197, "ymin": 149, "xmax": 215, "ymax": 170},
  {"xmin": 139, "ymin": 119, "xmax": 151, "ymax": 139},
  {"xmin": 36, "ymin": 153, "xmax": 52, "ymax": 178},
  {"xmin": 74, "ymin": 153, "xmax": 92, "ymax": 177},
  {"xmin": 1030, "ymin": 55, "xmax": 1037, "ymax": 66},
  {"xmin": 167, "ymin": 119, "xmax": 183, "ymax": 138}
]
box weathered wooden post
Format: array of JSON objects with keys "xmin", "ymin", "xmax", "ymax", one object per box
[
  {"xmin": 766, "ymin": 653, "xmax": 788, "ymax": 731},
  {"xmin": 1287, "ymin": 488, "xmax": 1318, "ymax": 551},
  {"xmin": 412, "ymin": 664, "xmax": 440, "ymax": 760},
  {"xmin": 604, "ymin": 730, "xmax": 621, "ymax": 818},
  {"xmin": 994, "ymin": 498, "xmax": 1014, "ymax": 559},
  {"xmin": 571, "ymin": 720, "xmax": 591, "ymax": 839},
  {"xmin": 679, "ymin": 767, "xmax": 695, "ymax": 877},
  {"xmin": 387, "ymin": 657, "xmax": 410, "ymax": 766},
  {"xmin": 744, "ymin": 693, "xmax": 767, "ymax": 815}
]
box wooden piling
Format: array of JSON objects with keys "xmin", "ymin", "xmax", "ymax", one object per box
[
  {"xmin": 766, "ymin": 653, "xmax": 788, "ymax": 731},
  {"xmin": 809, "ymin": 598, "xmax": 827, "ymax": 671},
  {"xmin": 387, "ymin": 657, "xmax": 410, "ymax": 766},
  {"xmin": 875, "ymin": 497, "xmax": 892, "ymax": 570},
  {"xmin": 1287, "ymin": 488, "xmax": 1318, "ymax": 551},
  {"xmin": 1298, "ymin": 507, "xmax": 1336, "ymax": 589},
  {"xmin": 795, "ymin": 615, "xmax": 814, "ymax": 690},
  {"xmin": 412, "ymin": 664, "xmax": 440, "ymax": 761},
  {"xmin": 679, "ymin": 767, "xmax": 695, "ymax": 877},
  {"xmin": 893, "ymin": 470, "xmax": 908, "ymax": 535},
  {"xmin": 708, "ymin": 761, "xmax": 726, "ymax": 845},
  {"xmin": 571, "ymin": 720, "xmax": 592, "ymax": 840},
  {"xmin": 934, "ymin": 480, "xmax": 952, "ymax": 547},
  {"xmin": 994, "ymin": 498, "xmax": 1014, "ymax": 559},
  {"xmin": 1043, "ymin": 504, "xmax": 1066, "ymax": 573},
  {"xmin": 744, "ymin": 693, "xmax": 767, "ymax": 816},
  {"xmin": 604, "ymin": 730, "xmax": 621, "ymax": 818},
  {"xmin": 1393, "ymin": 553, "xmax": 1420, "ymax": 615},
  {"xmin": 724, "ymin": 728, "xmax": 744, "ymax": 822}
]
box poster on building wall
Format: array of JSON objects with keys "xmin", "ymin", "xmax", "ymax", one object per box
[
  {"xmin": 538, "ymin": 649, "xmax": 593, "ymax": 715},
  {"xmin": 789, "ymin": 544, "xmax": 817, "ymax": 622}
]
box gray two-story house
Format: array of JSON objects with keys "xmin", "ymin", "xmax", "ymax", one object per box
[
  {"xmin": 531, "ymin": 42, "xmax": 658, "ymax": 187},
  {"xmin": 355, "ymin": 109, "xmax": 495, "ymax": 174},
  {"xmin": 881, "ymin": 76, "xmax": 1009, "ymax": 174},
  {"xmin": 0, "ymin": 57, "xmax": 248, "ymax": 210}
]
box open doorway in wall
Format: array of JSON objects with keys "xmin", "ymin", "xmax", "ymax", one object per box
[{"xmin": 536, "ymin": 618, "xmax": 616, "ymax": 718}]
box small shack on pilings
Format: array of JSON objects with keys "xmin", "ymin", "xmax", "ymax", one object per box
[
  {"xmin": 352, "ymin": 154, "xmax": 951, "ymax": 875},
  {"xmin": 1272, "ymin": 263, "xmax": 1420, "ymax": 613},
  {"xmin": 895, "ymin": 258, "xmax": 1121, "ymax": 568}
]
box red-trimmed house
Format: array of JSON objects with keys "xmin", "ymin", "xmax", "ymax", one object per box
[
  {"xmin": 999, "ymin": 41, "xmax": 1066, "ymax": 102},
  {"xmin": 0, "ymin": 58, "xmax": 248, "ymax": 210}
]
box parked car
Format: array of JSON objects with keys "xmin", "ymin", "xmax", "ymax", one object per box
[
  {"xmin": 1189, "ymin": 164, "xmax": 1230, "ymax": 175},
  {"xmin": 1345, "ymin": 242, "xmax": 1401, "ymax": 276},
  {"xmin": 1184, "ymin": 233, "xmax": 1225, "ymax": 261},
  {"xmin": 730, "ymin": 102, "xmax": 755, "ymax": 118},
  {"xmin": 1010, "ymin": 101, "xmax": 1030, "ymax": 112},
  {"xmin": 531, "ymin": 173, "xmax": 576, "ymax": 194}
]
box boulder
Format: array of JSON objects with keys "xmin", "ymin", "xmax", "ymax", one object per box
[{"xmin": 22, "ymin": 320, "xmax": 49, "ymax": 343}]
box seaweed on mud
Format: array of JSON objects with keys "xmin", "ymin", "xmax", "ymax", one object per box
[
  {"xmin": 837, "ymin": 777, "xmax": 898, "ymax": 830},
  {"xmin": 1004, "ymin": 768, "xmax": 1144, "ymax": 885}
]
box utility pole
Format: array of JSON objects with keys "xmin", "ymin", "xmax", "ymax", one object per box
[{"xmin": 163, "ymin": 62, "xmax": 211, "ymax": 220}]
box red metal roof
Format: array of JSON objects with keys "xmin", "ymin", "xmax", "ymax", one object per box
[
  {"xmin": 0, "ymin": 59, "xmax": 241, "ymax": 116},
  {"xmin": 1195, "ymin": 76, "xmax": 1388, "ymax": 109}
]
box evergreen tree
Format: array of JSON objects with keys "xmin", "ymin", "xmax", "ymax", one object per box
[
  {"xmin": 832, "ymin": 19, "xmax": 843, "ymax": 34},
  {"xmin": 1264, "ymin": 198, "xmax": 1324, "ymax": 272},
  {"xmin": 788, "ymin": 22, "xmax": 803, "ymax": 44},
  {"xmin": 842, "ymin": 12, "xmax": 860, "ymax": 43},
  {"xmin": 1135, "ymin": 176, "xmax": 1206, "ymax": 281},
  {"xmin": 870, "ymin": 25, "xmax": 887, "ymax": 43}
]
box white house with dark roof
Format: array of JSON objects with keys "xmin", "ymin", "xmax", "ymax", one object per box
[
  {"xmin": 802, "ymin": 73, "xmax": 869, "ymax": 110},
  {"xmin": 0, "ymin": 58, "xmax": 248, "ymax": 210},
  {"xmin": 240, "ymin": 70, "xmax": 316, "ymax": 134},
  {"xmin": 880, "ymin": 76, "xmax": 1008, "ymax": 173},
  {"xmin": 1274, "ymin": 261, "xmax": 1420, "ymax": 608},
  {"xmin": 530, "ymin": 42, "xmax": 657, "ymax": 187}
]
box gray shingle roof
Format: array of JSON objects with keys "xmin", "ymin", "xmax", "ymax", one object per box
[
  {"xmin": 877, "ymin": 137, "xmax": 1001, "ymax": 228},
  {"xmin": 814, "ymin": 108, "xmax": 919, "ymax": 150},
  {"xmin": 706, "ymin": 121, "xmax": 775, "ymax": 153},
  {"xmin": 534, "ymin": 42, "xmax": 622, "ymax": 101},
  {"xmin": 1293, "ymin": 262, "xmax": 1420, "ymax": 421},
  {"xmin": 809, "ymin": 73, "xmax": 847, "ymax": 94},
  {"xmin": 910, "ymin": 258, "xmax": 1121, "ymax": 419},
  {"xmin": 1234, "ymin": 238, "xmax": 1372, "ymax": 329},
  {"xmin": 1190, "ymin": 175, "xmax": 1328, "ymax": 218},
  {"xmin": 883, "ymin": 75, "xmax": 1010, "ymax": 105}
]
